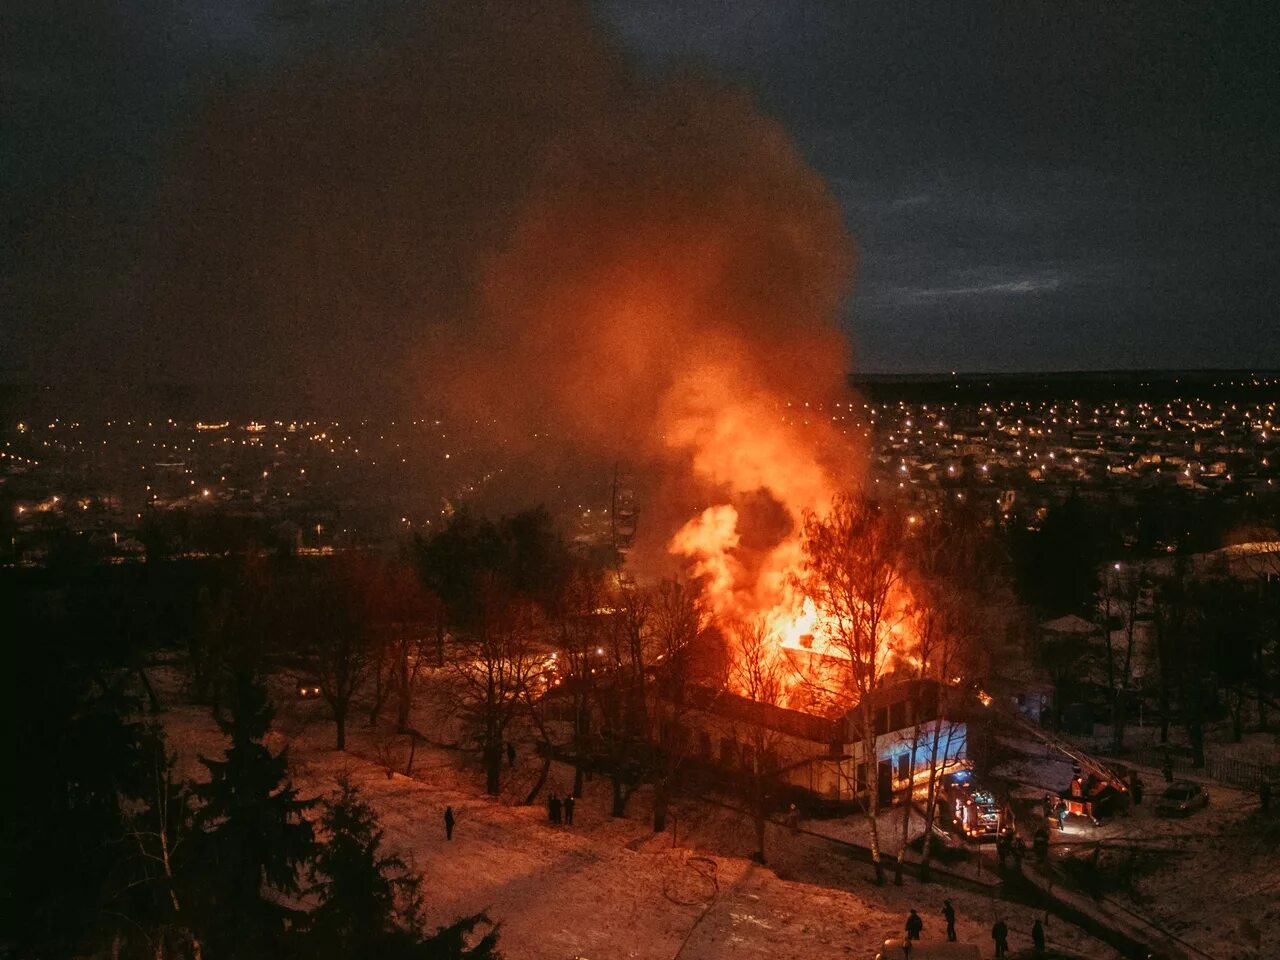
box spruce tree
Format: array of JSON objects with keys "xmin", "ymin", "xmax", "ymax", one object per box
[
  {"xmin": 306, "ymin": 778, "xmax": 413, "ymax": 958},
  {"xmin": 192, "ymin": 669, "xmax": 314, "ymax": 957},
  {"xmin": 305, "ymin": 779, "xmax": 501, "ymax": 960}
]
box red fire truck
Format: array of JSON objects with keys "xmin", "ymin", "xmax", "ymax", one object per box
[{"xmin": 941, "ymin": 770, "xmax": 1009, "ymax": 841}]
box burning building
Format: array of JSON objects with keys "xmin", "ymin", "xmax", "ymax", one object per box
[
  {"xmin": 158, "ymin": 0, "xmax": 937, "ymax": 708},
  {"xmin": 664, "ymin": 678, "xmax": 968, "ymax": 809}
]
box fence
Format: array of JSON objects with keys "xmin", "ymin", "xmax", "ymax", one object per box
[{"xmin": 1124, "ymin": 746, "xmax": 1279, "ymax": 792}]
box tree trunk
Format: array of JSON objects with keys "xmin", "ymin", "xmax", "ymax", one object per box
[
  {"xmin": 395, "ymin": 663, "xmax": 412, "ymax": 733},
  {"xmin": 610, "ymin": 776, "xmax": 632, "ymax": 818},
  {"xmin": 368, "ymin": 647, "xmax": 390, "ymax": 728},
  {"xmin": 860, "ymin": 708, "xmax": 885, "ymax": 885},
  {"xmin": 1158, "ymin": 677, "xmax": 1171, "ymax": 744},
  {"xmin": 485, "ymin": 742, "xmax": 502, "ymax": 796},
  {"xmin": 894, "ymin": 771, "xmax": 912, "ymax": 885},
  {"xmin": 868, "ymin": 812, "xmax": 885, "ymax": 884},
  {"xmin": 572, "ymin": 709, "xmax": 589, "ymax": 798},
  {"xmin": 335, "ymin": 706, "xmax": 347, "ymax": 751},
  {"xmin": 1111, "ymin": 689, "xmax": 1127, "ymax": 754},
  {"xmin": 1187, "ymin": 681, "xmax": 1205, "ymax": 768},
  {"xmin": 523, "ymin": 756, "xmax": 551, "ymax": 806},
  {"xmin": 653, "ymin": 783, "xmax": 669, "ymax": 833}
]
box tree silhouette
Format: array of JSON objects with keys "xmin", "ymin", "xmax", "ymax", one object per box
[
  {"xmin": 305, "ymin": 778, "xmax": 502, "ymax": 960},
  {"xmin": 802, "ymin": 493, "xmax": 909, "ymax": 885},
  {"xmin": 192, "ymin": 670, "xmax": 315, "ymax": 958}
]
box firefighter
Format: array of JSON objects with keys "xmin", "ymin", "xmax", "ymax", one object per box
[
  {"xmin": 942, "ymin": 900, "xmax": 956, "ymax": 942},
  {"xmin": 1130, "ymin": 771, "xmax": 1144, "ymax": 805},
  {"xmin": 1162, "ymin": 751, "xmax": 1174, "ymax": 784},
  {"xmin": 996, "ymin": 832, "xmax": 1010, "ymax": 870}
]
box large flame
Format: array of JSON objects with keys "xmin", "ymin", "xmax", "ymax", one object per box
[
  {"xmin": 663, "ymin": 362, "xmax": 919, "ymax": 708},
  {"xmin": 142, "ymin": 0, "xmax": 916, "ymax": 707},
  {"xmin": 405, "ymin": 11, "xmax": 911, "ymax": 708}
]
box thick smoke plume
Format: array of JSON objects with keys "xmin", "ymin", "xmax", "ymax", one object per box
[
  {"xmin": 443, "ymin": 12, "xmax": 860, "ymax": 632},
  {"xmin": 142, "ymin": 1, "xmax": 862, "ymax": 644}
]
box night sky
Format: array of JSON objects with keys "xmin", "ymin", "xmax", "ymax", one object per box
[{"xmin": 5, "ymin": 0, "xmax": 1279, "ymax": 406}]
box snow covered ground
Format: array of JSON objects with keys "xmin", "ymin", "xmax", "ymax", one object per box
[
  {"xmin": 991, "ymin": 731, "xmax": 1280, "ymax": 960},
  {"xmin": 150, "ymin": 666, "xmax": 1116, "ymax": 960}
]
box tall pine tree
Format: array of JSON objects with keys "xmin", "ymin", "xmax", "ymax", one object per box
[
  {"xmin": 305, "ymin": 779, "xmax": 501, "ymax": 960},
  {"xmin": 305, "ymin": 777, "xmax": 415, "ymax": 958},
  {"xmin": 192, "ymin": 669, "xmax": 314, "ymax": 958}
]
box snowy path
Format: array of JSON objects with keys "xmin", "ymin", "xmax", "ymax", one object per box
[{"xmin": 153, "ymin": 669, "xmax": 1115, "ymax": 959}]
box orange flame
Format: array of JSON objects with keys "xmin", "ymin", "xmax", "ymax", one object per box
[{"xmin": 664, "ymin": 364, "xmax": 919, "ymax": 708}]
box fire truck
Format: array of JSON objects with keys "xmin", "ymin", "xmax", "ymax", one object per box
[{"xmin": 941, "ymin": 770, "xmax": 1007, "ymax": 840}]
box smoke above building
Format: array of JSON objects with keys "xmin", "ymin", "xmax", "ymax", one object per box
[{"xmin": 139, "ymin": 0, "xmax": 866, "ymax": 660}]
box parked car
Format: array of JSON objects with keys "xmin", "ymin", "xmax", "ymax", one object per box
[
  {"xmin": 1155, "ymin": 780, "xmax": 1209, "ymax": 816},
  {"xmin": 295, "ymin": 677, "xmax": 322, "ymax": 699}
]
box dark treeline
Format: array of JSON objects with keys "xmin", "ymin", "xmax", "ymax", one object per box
[
  {"xmin": 1006, "ymin": 493, "xmax": 1279, "ymax": 762},
  {"xmin": 2, "ymin": 551, "xmax": 501, "ymax": 960}
]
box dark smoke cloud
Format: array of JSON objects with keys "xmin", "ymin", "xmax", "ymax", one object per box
[
  {"xmin": 128, "ymin": 1, "xmax": 622, "ymax": 411},
  {"xmin": 129, "ymin": 0, "xmax": 854, "ymax": 405},
  {"xmin": 123, "ymin": 1, "xmax": 860, "ymax": 573},
  {"xmin": 447, "ymin": 73, "xmax": 854, "ymax": 444}
]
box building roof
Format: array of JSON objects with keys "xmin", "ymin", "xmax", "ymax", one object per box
[{"xmin": 689, "ymin": 686, "xmax": 842, "ymax": 744}]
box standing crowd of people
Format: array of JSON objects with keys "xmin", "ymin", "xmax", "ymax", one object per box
[
  {"xmin": 904, "ymin": 905, "xmax": 1048, "ymax": 958},
  {"xmin": 547, "ymin": 791, "xmax": 576, "ymax": 825}
]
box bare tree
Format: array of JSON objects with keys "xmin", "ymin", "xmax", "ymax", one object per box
[
  {"xmin": 1151, "ymin": 558, "xmax": 1207, "ymax": 764},
  {"xmin": 366, "ymin": 562, "xmax": 442, "ymax": 733},
  {"xmin": 112, "ymin": 738, "xmax": 205, "ymax": 960},
  {"xmin": 726, "ymin": 616, "xmax": 787, "ymax": 864},
  {"xmin": 192, "ymin": 554, "xmax": 275, "ymax": 718},
  {"xmin": 553, "ymin": 568, "xmax": 611, "ymax": 799},
  {"xmin": 297, "ymin": 559, "xmax": 376, "ymax": 751},
  {"xmin": 594, "ymin": 585, "xmax": 652, "ymax": 817},
  {"xmin": 802, "ymin": 493, "xmax": 908, "ymax": 884},
  {"xmin": 649, "ymin": 579, "xmax": 711, "ymax": 833},
  {"xmin": 1098, "ymin": 561, "xmax": 1148, "ymax": 753},
  {"xmin": 442, "ymin": 580, "xmax": 550, "ymax": 796},
  {"xmin": 901, "ymin": 510, "xmax": 990, "ymax": 883},
  {"xmin": 1237, "ymin": 546, "xmax": 1279, "ymax": 729}
]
